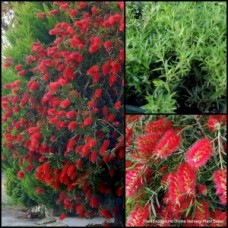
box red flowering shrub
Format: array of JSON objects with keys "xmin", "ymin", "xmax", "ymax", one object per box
[
  {"xmin": 2, "ymin": 1, "xmax": 124, "ymax": 224},
  {"xmin": 126, "ymin": 115, "xmax": 227, "ymax": 227}
]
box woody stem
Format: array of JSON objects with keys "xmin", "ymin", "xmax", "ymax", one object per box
[{"xmin": 217, "ymin": 130, "xmax": 223, "ymax": 169}]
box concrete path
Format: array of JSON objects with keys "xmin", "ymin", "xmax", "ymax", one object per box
[
  {"xmin": 1, "ymin": 172, "xmax": 113, "ymax": 227},
  {"xmin": 1, "ymin": 208, "xmax": 43, "ymax": 227},
  {"xmin": 1, "ymin": 208, "xmax": 113, "ymax": 227}
]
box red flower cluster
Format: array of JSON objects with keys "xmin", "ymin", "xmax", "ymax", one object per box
[
  {"xmin": 177, "ymin": 163, "xmax": 196, "ymax": 195},
  {"xmin": 126, "ymin": 115, "xmax": 227, "ymax": 227},
  {"xmin": 186, "ymin": 138, "xmax": 213, "ymax": 169},
  {"xmin": 207, "ymin": 115, "xmax": 227, "ymax": 132},
  {"xmin": 126, "ymin": 164, "xmax": 144, "ymax": 197},
  {"xmin": 136, "ymin": 132, "xmax": 161, "ymax": 157},
  {"xmin": 17, "ymin": 170, "xmax": 24, "ymax": 180},
  {"xmin": 213, "ymin": 169, "xmax": 227, "ymax": 205},
  {"xmin": 153, "ymin": 129, "xmax": 181, "ymax": 159},
  {"xmin": 126, "ymin": 204, "xmax": 149, "ymax": 227}
]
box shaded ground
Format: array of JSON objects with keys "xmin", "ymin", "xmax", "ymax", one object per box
[
  {"xmin": 2, "ymin": 172, "xmax": 113, "ymax": 227},
  {"xmin": 1, "ymin": 208, "xmax": 43, "ymax": 227},
  {"xmin": 1, "ymin": 207, "xmax": 113, "ymax": 227}
]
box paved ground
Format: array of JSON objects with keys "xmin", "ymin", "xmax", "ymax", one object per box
[
  {"xmin": 1, "ymin": 208, "xmax": 113, "ymax": 227},
  {"xmin": 1, "ymin": 172, "xmax": 113, "ymax": 226},
  {"xmin": 1, "ymin": 208, "xmax": 43, "ymax": 227}
]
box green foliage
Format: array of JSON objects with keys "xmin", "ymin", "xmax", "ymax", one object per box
[
  {"xmin": 126, "ymin": 2, "xmax": 227, "ymax": 113},
  {"xmin": 5, "ymin": 167, "xmax": 37, "ymax": 208},
  {"xmin": 3, "ymin": 2, "xmax": 54, "ymax": 62},
  {"xmin": 1, "ymin": 68, "xmax": 18, "ymax": 95}
]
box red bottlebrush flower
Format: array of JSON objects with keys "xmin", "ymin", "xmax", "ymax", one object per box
[
  {"xmin": 126, "ymin": 204, "xmax": 149, "ymax": 227},
  {"xmin": 217, "ymin": 114, "xmax": 227, "ymax": 125},
  {"xmin": 210, "ymin": 210, "xmax": 227, "ymax": 227},
  {"xmin": 88, "ymin": 138, "xmax": 97, "ymax": 148},
  {"xmin": 94, "ymin": 88, "xmax": 102, "ymax": 98},
  {"xmin": 59, "ymin": 213, "xmax": 66, "ymax": 221},
  {"xmin": 68, "ymin": 121, "xmax": 77, "ymax": 131},
  {"xmin": 104, "ymin": 40, "xmax": 112, "ymax": 51},
  {"xmin": 115, "ymin": 186, "xmax": 124, "ymax": 196},
  {"xmin": 17, "ymin": 170, "xmax": 24, "ymax": 180},
  {"xmin": 136, "ymin": 133, "xmax": 161, "ymax": 157},
  {"xmin": 79, "ymin": 2, "xmax": 86, "ymax": 9},
  {"xmin": 91, "ymin": 36, "xmax": 102, "ymax": 46},
  {"xmin": 197, "ymin": 184, "xmax": 207, "ymax": 196},
  {"xmin": 75, "ymin": 160, "xmax": 82, "ymax": 169},
  {"xmin": 160, "ymin": 173, "xmax": 170, "ymax": 186},
  {"xmin": 207, "ymin": 115, "xmax": 220, "ymax": 132},
  {"xmin": 126, "ymin": 164, "xmax": 144, "ymax": 197},
  {"xmin": 89, "ymin": 197, "xmax": 100, "ymax": 208},
  {"xmin": 18, "ymin": 70, "xmax": 26, "ymax": 76},
  {"xmin": 153, "ymin": 129, "xmax": 181, "ymax": 159},
  {"xmin": 167, "ymin": 172, "xmax": 181, "ymax": 204},
  {"xmin": 177, "ymin": 163, "xmax": 196, "ymax": 195},
  {"xmin": 39, "ymin": 156, "xmax": 46, "ymax": 162},
  {"xmin": 119, "ymin": 22, "xmax": 124, "ymax": 32},
  {"xmin": 90, "ymin": 151, "xmax": 97, "ymax": 163},
  {"xmin": 126, "ymin": 115, "xmax": 141, "ymax": 123},
  {"xmin": 119, "ymin": 48, "xmax": 124, "ymax": 63},
  {"xmin": 15, "ymin": 64, "xmax": 23, "ymax": 71},
  {"xmin": 126, "ymin": 126, "xmax": 133, "ymax": 152},
  {"xmin": 110, "ymin": 61, "xmax": 121, "ymax": 73},
  {"xmin": 186, "ymin": 138, "xmax": 213, "ymax": 169},
  {"xmin": 145, "ymin": 117, "xmax": 173, "ymax": 135},
  {"xmin": 4, "ymin": 62, "xmax": 11, "ymax": 68},
  {"xmin": 108, "ymin": 74, "xmax": 117, "ymax": 87},
  {"xmin": 102, "ymin": 61, "xmax": 111, "ymax": 76},
  {"xmin": 63, "ymin": 67, "xmax": 75, "ymax": 80},
  {"xmin": 66, "ymin": 111, "xmax": 76, "ymax": 118},
  {"xmin": 193, "ymin": 200, "xmax": 209, "ymax": 226},
  {"xmin": 107, "ymin": 114, "xmax": 115, "ymax": 122},
  {"xmin": 60, "ymin": 3, "xmax": 69, "ymax": 10},
  {"xmin": 91, "ymin": 6, "xmax": 98, "ymax": 16},
  {"xmin": 60, "ymin": 99, "xmax": 71, "ymax": 109},
  {"xmin": 42, "ymin": 73, "xmax": 50, "ymax": 81},
  {"xmin": 81, "ymin": 144, "xmax": 90, "ymax": 157},
  {"xmin": 102, "ymin": 106, "xmax": 109, "ymax": 116},
  {"xmin": 114, "ymin": 101, "xmax": 121, "ymax": 110},
  {"xmin": 99, "ymin": 208, "xmax": 111, "ymax": 220},
  {"xmin": 37, "ymin": 12, "xmax": 46, "ymax": 18},
  {"xmin": 66, "ymin": 139, "xmax": 76, "ymax": 152},
  {"xmin": 49, "ymin": 9, "xmax": 58, "ymax": 16},
  {"xmin": 99, "ymin": 140, "xmax": 110, "ymax": 155},
  {"xmin": 89, "ymin": 44, "xmax": 99, "ymax": 54},
  {"xmin": 69, "ymin": 9, "xmax": 77, "ymax": 17},
  {"xmin": 35, "ymin": 187, "xmax": 45, "ymax": 195},
  {"xmin": 86, "ymin": 65, "xmax": 99, "ymax": 75},
  {"xmin": 83, "ymin": 116, "xmax": 93, "ymax": 127},
  {"xmin": 76, "ymin": 205, "xmax": 84, "ymax": 216},
  {"xmin": 67, "ymin": 165, "xmax": 75, "ymax": 176},
  {"xmin": 213, "ymin": 169, "xmax": 227, "ymax": 205}
]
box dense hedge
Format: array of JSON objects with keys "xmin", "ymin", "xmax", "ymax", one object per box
[{"xmin": 2, "ymin": 1, "xmax": 124, "ymax": 224}]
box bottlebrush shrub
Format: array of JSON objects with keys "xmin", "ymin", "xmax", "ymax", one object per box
[
  {"xmin": 2, "ymin": 1, "xmax": 124, "ymax": 223},
  {"xmin": 126, "ymin": 115, "xmax": 227, "ymax": 227},
  {"xmin": 126, "ymin": 2, "xmax": 226, "ymax": 113}
]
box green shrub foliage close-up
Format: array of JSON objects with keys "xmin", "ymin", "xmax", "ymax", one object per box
[{"xmin": 126, "ymin": 2, "xmax": 227, "ymax": 113}]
